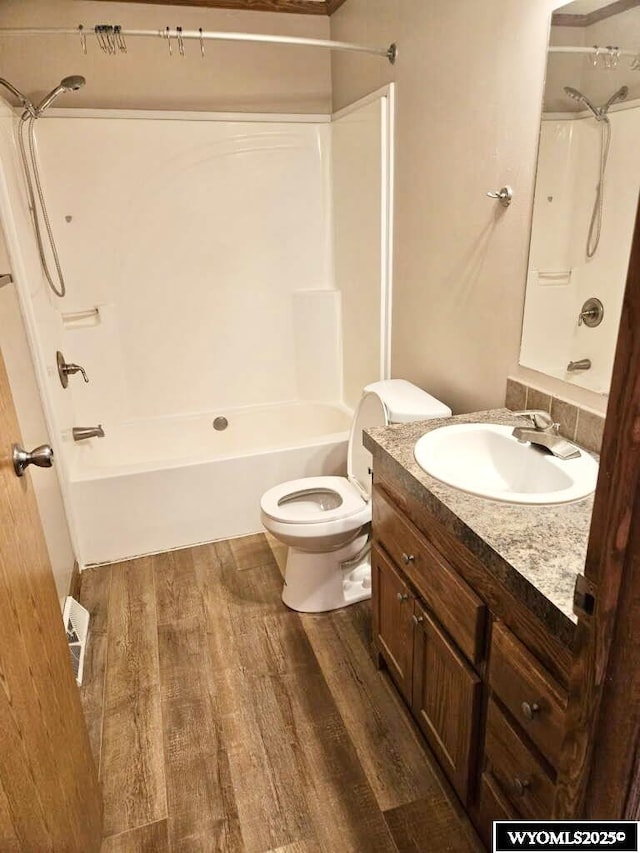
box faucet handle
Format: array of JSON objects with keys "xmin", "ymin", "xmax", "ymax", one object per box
[{"xmin": 512, "ymin": 409, "xmax": 557, "ymax": 432}]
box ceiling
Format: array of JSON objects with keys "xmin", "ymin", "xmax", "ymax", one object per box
[
  {"xmin": 553, "ymin": 0, "xmax": 640, "ymax": 25},
  {"xmin": 89, "ymin": 0, "xmax": 348, "ymax": 14}
]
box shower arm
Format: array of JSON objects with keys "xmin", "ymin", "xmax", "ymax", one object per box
[{"xmin": 0, "ymin": 78, "xmax": 36, "ymax": 117}]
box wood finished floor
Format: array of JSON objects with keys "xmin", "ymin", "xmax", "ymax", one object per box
[{"xmin": 79, "ymin": 534, "xmax": 483, "ymax": 853}]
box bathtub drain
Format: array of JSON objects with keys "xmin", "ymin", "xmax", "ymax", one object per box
[{"xmin": 213, "ymin": 417, "xmax": 229, "ymax": 431}]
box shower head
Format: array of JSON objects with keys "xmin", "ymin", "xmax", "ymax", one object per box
[
  {"xmin": 34, "ymin": 75, "xmax": 86, "ymax": 115},
  {"xmin": 602, "ymin": 85, "xmax": 629, "ymax": 114},
  {"xmin": 563, "ymin": 86, "xmax": 600, "ymax": 119}
]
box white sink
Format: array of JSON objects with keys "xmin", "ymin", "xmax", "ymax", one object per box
[{"xmin": 413, "ymin": 423, "xmax": 598, "ymax": 505}]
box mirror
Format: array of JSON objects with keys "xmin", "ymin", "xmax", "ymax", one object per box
[{"xmin": 519, "ymin": 0, "xmax": 640, "ymax": 394}]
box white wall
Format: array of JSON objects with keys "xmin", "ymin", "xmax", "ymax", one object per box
[
  {"xmin": 0, "ymin": 0, "xmax": 331, "ymax": 114},
  {"xmin": 34, "ymin": 114, "xmax": 336, "ymax": 426},
  {"xmin": 332, "ymin": 94, "xmax": 385, "ymax": 408},
  {"xmin": 0, "ymin": 142, "xmax": 75, "ymax": 602},
  {"xmin": 330, "ymin": 0, "xmax": 561, "ymax": 414}
]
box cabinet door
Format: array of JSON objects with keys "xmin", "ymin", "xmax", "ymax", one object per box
[
  {"xmin": 372, "ymin": 545, "xmax": 414, "ymax": 700},
  {"xmin": 412, "ymin": 601, "xmax": 482, "ymax": 803}
]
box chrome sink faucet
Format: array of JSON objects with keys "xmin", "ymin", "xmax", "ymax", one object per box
[{"xmin": 511, "ymin": 410, "xmax": 581, "ymax": 460}]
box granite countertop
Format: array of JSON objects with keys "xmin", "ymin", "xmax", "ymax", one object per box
[{"xmin": 365, "ymin": 408, "xmax": 595, "ymax": 647}]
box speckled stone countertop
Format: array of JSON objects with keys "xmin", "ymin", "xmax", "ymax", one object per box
[{"xmin": 365, "ymin": 408, "xmax": 595, "ymax": 648}]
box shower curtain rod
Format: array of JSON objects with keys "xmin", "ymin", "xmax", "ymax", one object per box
[
  {"xmin": 0, "ymin": 26, "xmax": 397, "ymax": 64},
  {"xmin": 549, "ymin": 45, "xmax": 637, "ymax": 58}
]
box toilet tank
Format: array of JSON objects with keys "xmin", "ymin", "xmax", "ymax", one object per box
[{"xmin": 364, "ymin": 379, "xmax": 452, "ymax": 424}]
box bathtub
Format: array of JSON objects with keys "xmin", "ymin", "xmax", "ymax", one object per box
[{"xmin": 67, "ymin": 401, "xmax": 351, "ymax": 566}]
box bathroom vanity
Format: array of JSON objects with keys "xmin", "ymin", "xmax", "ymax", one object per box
[{"xmin": 365, "ymin": 409, "xmax": 592, "ymax": 847}]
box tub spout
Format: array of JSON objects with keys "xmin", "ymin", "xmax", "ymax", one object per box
[{"xmin": 72, "ymin": 425, "xmax": 105, "ymax": 441}]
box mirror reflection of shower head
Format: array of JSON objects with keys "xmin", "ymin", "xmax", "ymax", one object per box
[
  {"xmin": 563, "ymin": 86, "xmax": 600, "ymax": 119},
  {"xmin": 602, "ymin": 85, "xmax": 628, "ymax": 114},
  {"xmin": 34, "ymin": 75, "xmax": 86, "ymax": 115}
]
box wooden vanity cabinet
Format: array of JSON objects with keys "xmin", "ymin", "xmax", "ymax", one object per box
[
  {"xmin": 412, "ymin": 600, "xmax": 482, "ymax": 802},
  {"xmin": 372, "ymin": 545, "xmax": 414, "ymax": 701},
  {"xmin": 370, "ymin": 475, "xmax": 572, "ymax": 846}
]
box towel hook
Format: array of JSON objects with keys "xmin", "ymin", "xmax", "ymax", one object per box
[{"xmin": 486, "ymin": 186, "xmax": 513, "ymax": 207}]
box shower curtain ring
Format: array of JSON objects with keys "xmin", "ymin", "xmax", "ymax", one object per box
[
  {"xmin": 199, "ymin": 27, "xmax": 205, "ymax": 58},
  {"xmin": 165, "ymin": 26, "xmax": 173, "ymax": 57},
  {"xmin": 177, "ymin": 26, "xmax": 185, "ymax": 57},
  {"xmin": 114, "ymin": 25, "xmax": 127, "ymax": 54},
  {"xmin": 79, "ymin": 24, "xmax": 87, "ymax": 56}
]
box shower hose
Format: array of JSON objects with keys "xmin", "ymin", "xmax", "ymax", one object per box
[
  {"xmin": 586, "ymin": 117, "xmax": 611, "ymax": 259},
  {"xmin": 17, "ymin": 113, "xmax": 66, "ymax": 298}
]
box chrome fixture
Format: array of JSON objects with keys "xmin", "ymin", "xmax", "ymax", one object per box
[
  {"xmin": 567, "ymin": 358, "xmax": 592, "ymax": 372},
  {"xmin": 578, "ymin": 297, "xmax": 604, "ymax": 328},
  {"xmin": 486, "ymin": 186, "xmax": 513, "ymax": 207},
  {"xmin": 564, "ymin": 85, "xmax": 628, "ymax": 257},
  {"xmin": 511, "ymin": 410, "xmax": 581, "ymax": 460},
  {"xmin": 213, "ymin": 416, "xmax": 229, "ymax": 431},
  {"xmin": 72, "ymin": 425, "xmax": 105, "ymax": 441},
  {"xmin": 0, "ymin": 78, "xmax": 36, "ymax": 117},
  {"xmin": 56, "ymin": 351, "xmax": 89, "ymax": 388},
  {"xmin": 0, "ymin": 75, "xmax": 86, "ymax": 298},
  {"xmin": 12, "ymin": 442, "xmax": 54, "ymax": 477},
  {"xmin": 33, "ymin": 75, "xmax": 85, "ymax": 116}
]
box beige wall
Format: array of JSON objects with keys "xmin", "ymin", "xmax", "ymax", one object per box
[
  {"xmin": 330, "ymin": 0, "xmax": 586, "ymax": 415},
  {"xmin": 0, "ymin": 0, "xmax": 331, "ymax": 113}
]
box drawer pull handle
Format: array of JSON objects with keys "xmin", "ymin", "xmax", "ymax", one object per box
[
  {"xmin": 521, "ymin": 701, "xmax": 541, "ymax": 721},
  {"xmin": 513, "ymin": 777, "xmax": 531, "ymax": 797},
  {"xmin": 411, "ymin": 614, "xmax": 424, "ymax": 627},
  {"xmin": 396, "ymin": 592, "xmax": 409, "ymax": 603},
  {"xmin": 402, "ymin": 553, "xmax": 415, "ymax": 565}
]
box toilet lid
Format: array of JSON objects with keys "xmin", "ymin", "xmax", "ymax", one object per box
[
  {"xmin": 347, "ymin": 391, "xmax": 388, "ymax": 500},
  {"xmin": 261, "ymin": 476, "xmax": 366, "ymax": 524}
]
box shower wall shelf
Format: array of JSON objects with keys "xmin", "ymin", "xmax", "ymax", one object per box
[{"xmin": 0, "ymin": 25, "xmax": 397, "ymax": 64}]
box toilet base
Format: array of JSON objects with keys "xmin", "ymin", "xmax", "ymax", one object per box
[{"xmin": 281, "ymin": 535, "xmax": 371, "ymax": 613}]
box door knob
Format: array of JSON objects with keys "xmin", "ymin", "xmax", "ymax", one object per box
[{"xmin": 12, "ymin": 443, "xmax": 54, "ymax": 477}]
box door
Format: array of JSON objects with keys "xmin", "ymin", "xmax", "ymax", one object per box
[
  {"xmin": 372, "ymin": 544, "xmax": 414, "ymax": 700},
  {"xmin": 412, "ymin": 600, "xmax": 482, "ymax": 804},
  {"xmin": 0, "ymin": 348, "xmax": 102, "ymax": 850}
]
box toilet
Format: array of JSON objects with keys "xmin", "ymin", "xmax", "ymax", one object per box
[{"xmin": 260, "ymin": 380, "xmax": 451, "ymax": 613}]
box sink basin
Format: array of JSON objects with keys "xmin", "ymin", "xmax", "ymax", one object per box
[{"xmin": 413, "ymin": 423, "xmax": 598, "ymax": 505}]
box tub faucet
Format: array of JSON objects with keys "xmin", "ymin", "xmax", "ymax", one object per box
[
  {"xmin": 510, "ymin": 410, "xmax": 581, "ymax": 460},
  {"xmin": 72, "ymin": 425, "xmax": 105, "ymax": 441},
  {"xmin": 567, "ymin": 358, "xmax": 592, "ymax": 372}
]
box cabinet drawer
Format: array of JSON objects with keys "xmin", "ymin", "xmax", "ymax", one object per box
[
  {"xmin": 485, "ymin": 698, "xmax": 555, "ymax": 820},
  {"xmin": 489, "ymin": 622, "xmax": 567, "ymax": 767},
  {"xmin": 373, "ymin": 485, "xmax": 486, "ymax": 664},
  {"xmin": 477, "ymin": 772, "xmax": 516, "ymax": 849}
]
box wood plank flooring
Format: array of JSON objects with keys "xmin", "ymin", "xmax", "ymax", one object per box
[{"xmin": 79, "ymin": 534, "xmax": 483, "ymax": 853}]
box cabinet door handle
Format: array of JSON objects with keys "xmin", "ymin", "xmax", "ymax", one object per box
[
  {"xmin": 402, "ymin": 553, "xmax": 415, "ymax": 565},
  {"xmin": 411, "ymin": 614, "xmax": 424, "ymax": 627},
  {"xmin": 513, "ymin": 777, "xmax": 531, "ymax": 797},
  {"xmin": 521, "ymin": 701, "xmax": 541, "ymax": 721},
  {"xmin": 396, "ymin": 592, "xmax": 409, "ymax": 603}
]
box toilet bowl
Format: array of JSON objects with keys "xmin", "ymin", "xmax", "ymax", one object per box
[{"xmin": 260, "ymin": 380, "xmax": 451, "ymax": 613}]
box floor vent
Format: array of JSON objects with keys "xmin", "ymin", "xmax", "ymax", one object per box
[{"xmin": 63, "ymin": 596, "xmax": 90, "ymax": 686}]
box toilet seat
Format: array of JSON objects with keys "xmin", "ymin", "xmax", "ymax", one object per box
[{"xmin": 260, "ymin": 476, "xmax": 366, "ymax": 525}]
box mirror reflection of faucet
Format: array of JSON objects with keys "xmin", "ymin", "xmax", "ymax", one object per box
[
  {"xmin": 567, "ymin": 359, "xmax": 592, "ymax": 372},
  {"xmin": 72, "ymin": 425, "xmax": 105, "ymax": 441}
]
